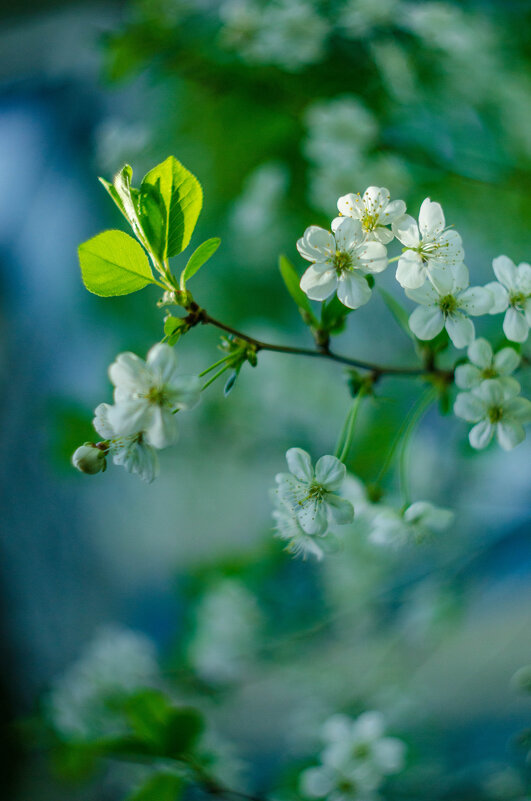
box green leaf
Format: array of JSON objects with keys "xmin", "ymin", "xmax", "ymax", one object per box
[
  {"xmin": 181, "ymin": 238, "xmax": 220, "ymax": 287},
  {"xmin": 127, "ymin": 772, "xmax": 182, "ymax": 801},
  {"xmin": 378, "ymin": 288, "xmax": 415, "ymax": 342},
  {"xmin": 320, "ymin": 295, "xmax": 352, "ymax": 333},
  {"xmin": 124, "ymin": 690, "xmax": 171, "ymax": 748},
  {"xmin": 78, "ymin": 230, "xmax": 156, "ymax": 296},
  {"xmin": 164, "ymin": 316, "xmax": 186, "ymax": 345},
  {"xmin": 137, "ymin": 183, "xmax": 168, "ymax": 262},
  {"xmin": 141, "ymin": 156, "xmax": 203, "ymax": 258},
  {"xmin": 162, "ymin": 708, "xmax": 204, "ymax": 758},
  {"xmin": 112, "ymin": 164, "xmax": 149, "ymax": 248},
  {"xmin": 278, "ymin": 255, "xmax": 317, "ymax": 323}
]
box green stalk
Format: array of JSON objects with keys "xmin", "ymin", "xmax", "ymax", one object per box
[{"xmin": 334, "ymin": 387, "xmax": 367, "ymax": 463}]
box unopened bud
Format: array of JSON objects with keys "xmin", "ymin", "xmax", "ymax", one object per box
[{"xmin": 72, "ymin": 443, "xmax": 106, "ymax": 475}]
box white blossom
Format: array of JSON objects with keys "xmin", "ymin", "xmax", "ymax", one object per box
[
  {"xmin": 93, "ymin": 403, "xmax": 159, "ymax": 483},
  {"xmin": 406, "ymin": 263, "xmax": 493, "ymax": 348},
  {"xmin": 334, "ymin": 187, "xmax": 406, "ymax": 244},
  {"xmin": 304, "ymin": 97, "xmax": 378, "ymax": 166},
  {"xmin": 275, "ymin": 448, "xmax": 354, "ymax": 536},
  {"xmin": 339, "ymin": 0, "xmax": 400, "ymax": 39},
  {"xmin": 454, "ymin": 379, "xmax": 531, "ymax": 451},
  {"xmin": 485, "ymin": 255, "xmax": 531, "ymax": 343},
  {"xmin": 107, "ymin": 343, "xmax": 201, "ymax": 449},
  {"xmin": 187, "ymin": 579, "xmax": 261, "ymax": 684},
  {"xmin": 392, "ymin": 198, "xmax": 464, "ymax": 289},
  {"xmin": 47, "ymin": 625, "xmax": 159, "ymax": 741},
  {"xmin": 220, "ymin": 0, "xmax": 330, "ymax": 72},
  {"xmin": 300, "ymin": 712, "xmax": 406, "ymax": 801},
  {"xmin": 273, "ymin": 494, "xmax": 328, "ymax": 560},
  {"xmin": 454, "ymin": 338, "xmax": 521, "ymax": 392},
  {"xmin": 369, "ymin": 502, "xmax": 454, "ymax": 547},
  {"xmin": 72, "ymin": 443, "xmax": 106, "ymax": 475},
  {"xmin": 297, "ymin": 219, "xmax": 388, "ymax": 309}
]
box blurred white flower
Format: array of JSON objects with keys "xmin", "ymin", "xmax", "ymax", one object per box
[
  {"xmin": 47, "ymin": 625, "xmax": 159, "ymax": 740},
  {"xmin": 220, "ymin": 0, "xmax": 329, "ymax": 72},
  {"xmin": 485, "ymin": 256, "xmax": 531, "ymax": 343},
  {"xmin": 107, "ymin": 343, "xmax": 201, "ymax": 449},
  {"xmin": 275, "ymin": 448, "xmax": 354, "ymax": 536},
  {"xmin": 454, "ymin": 379, "xmax": 531, "ymax": 451},
  {"xmin": 370, "ymin": 502, "xmax": 454, "ymax": 547},
  {"xmin": 454, "ymin": 338, "xmax": 520, "ymax": 392},
  {"xmin": 300, "ymin": 712, "xmax": 406, "ymax": 800},
  {"xmin": 187, "ymin": 579, "xmax": 261, "ymax": 684},
  {"xmin": 406, "ymin": 263, "xmax": 492, "ymax": 348},
  {"xmin": 304, "ymin": 97, "xmax": 378, "ymax": 167},
  {"xmin": 93, "ymin": 403, "xmax": 159, "ymax": 483},
  {"xmin": 340, "ymin": 0, "xmax": 400, "ymax": 39},
  {"xmin": 392, "ymin": 198, "xmax": 464, "ymax": 289},
  {"xmin": 334, "ymin": 187, "xmax": 406, "ymax": 244},
  {"xmin": 297, "ymin": 219, "xmax": 387, "ymax": 309}
]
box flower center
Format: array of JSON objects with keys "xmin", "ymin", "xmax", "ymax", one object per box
[
  {"xmin": 488, "ymin": 405, "xmax": 504, "ymax": 423},
  {"xmin": 481, "ymin": 367, "xmax": 497, "ymax": 379},
  {"xmin": 333, "ymin": 250, "xmax": 353, "ymax": 275},
  {"xmin": 352, "ymin": 742, "xmax": 371, "ymax": 759},
  {"xmin": 307, "ymin": 482, "xmax": 327, "ymax": 502},
  {"xmin": 362, "ymin": 212, "xmax": 379, "ymax": 231},
  {"xmin": 438, "ymin": 294, "xmax": 458, "ymax": 316},
  {"xmin": 509, "ymin": 291, "xmax": 527, "ymax": 309},
  {"xmin": 146, "ymin": 386, "xmax": 169, "ymax": 406}
]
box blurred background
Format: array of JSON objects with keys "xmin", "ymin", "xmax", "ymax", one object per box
[{"xmin": 1, "ymin": 0, "xmax": 531, "ymax": 799}]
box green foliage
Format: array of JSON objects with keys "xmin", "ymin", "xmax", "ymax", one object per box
[
  {"xmin": 320, "ymin": 295, "xmax": 353, "ymax": 334},
  {"xmin": 78, "ymin": 230, "xmax": 156, "ymax": 296},
  {"xmin": 122, "ymin": 689, "xmax": 204, "ymax": 759},
  {"xmin": 278, "ymin": 255, "xmax": 318, "ymax": 325},
  {"xmin": 181, "ymin": 238, "xmax": 221, "ymax": 287},
  {"xmin": 164, "ymin": 315, "xmax": 187, "ymax": 345},
  {"xmin": 142, "ymin": 156, "xmax": 203, "ymax": 259},
  {"xmin": 127, "ymin": 772, "xmax": 183, "ymax": 801},
  {"xmin": 378, "ymin": 288, "xmax": 416, "ymax": 343}
]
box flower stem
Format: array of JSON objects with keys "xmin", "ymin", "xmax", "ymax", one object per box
[
  {"xmin": 199, "ymin": 355, "xmax": 231, "ymax": 377},
  {"xmin": 397, "ymin": 388, "xmax": 437, "ymax": 507},
  {"xmin": 201, "ymin": 364, "xmax": 230, "ymax": 391},
  {"xmin": 334, "ymin": 387, "xmax": 367, "ymax": 463}
]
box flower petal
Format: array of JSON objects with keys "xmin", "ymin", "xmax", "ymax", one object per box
[
  {"xmin": 446, "ymin": 313, "xmax": 474, "ymax": 349},
  {"xmin": 475, "ymin": 379, "xmax": 505, "ymax": 406},
  {"xmin": 517, "ymin": 262, "xmax": 531, "ymax": 293},
  {"xmin": 469, "ymin": 420, "xmax": 494, "ymax": 449},
  {"xmin": 454, "ymin": 392, "xmax": 485, "ymax": 422},
  {"xmin": 419, "ymin": 197, "xmax": 445, "ymax": 237},
  {"xmin": 428, "ymin": 265, "xmax": 455, "ymax": 295},
  {"xmin": 169, "ymin": 375, "xmax": 202, "ymax": 410},
  {"xmin": 493, "ymin": 346, "xmax": 520, "ymax": 375},
  {"xmin": 337, "ymin": 272, "xmax": 372, "ymax": 309},
  {"xmin": 396, "ymin": 252, "xmax": 425, "ymax": 288},
  {"xmin": 485, "ymin": 281, "xmax": 509, "ymax": 314},
  {"xmin": 454, "ymin": 363, "xmax": 482, "ymax": 389},
  {"xmin": 503, "ymin": 307, "xmax": 529, "ymax": 343},
  {"xmin": 358, "ymin": 240, "xmax": 388, "ymax": 273},
  {"xmin": 458, "ymin": 287, "xmax": 493, "ymax": 316},
  {"xmin": 326, "ymin": 494, "xmax": 354, "ymax": 525},
  {"xmin": 405, "ymin": 282, "xmax": 439, "ymax": 305},
  {"xmin": 315, "ymin": 454, "xmax": 346, "ymax": 488},
  {"xmin": 492, "ymin": 254, "xmax": 517, "ymax": 289},
  {"xmin": 409, "ymin": 305, "xmax": 444, "ymax": 341},
  {"xmin": 144, "ymin": 407, "xmax": 179, "ymax": 449},
  {"xmin": 337, "ymin": 193, "xmax": 361, "ymax": 219},
  {"xmin": 107, "ymin": 398, "xmax": 151, "ymax": 436},
  {"xmin": 496, "ymin": 421, "xmax": 525, "ymax": 451},
  {"xmin": 286, "ymin": 447, "xmax": 314, "ymax": 482},
  {"xmin": 109, "ymin": 352, "xmax": 151, "ymax": 394},
  {"xmin": 297, "ymin": 226, "xmax": 335, "ymax": 262},
  {"xmin": 380, "ymin": 198, "xmax": 406, "ymax": 223},
  {"xmin": 146, "ymin": 342, "xmax": 178, "ymax": 383},
  {"xmin": 93, "ymin": 402, "xmax": 115, "ymax": 438},
  {"xmin": 300, "ymin": 266, "xmax": 338, "ymax": 301},
  {"xmin": 467, "ymin": 338, "xmax": 492, "ymax": 369},
  {"xmin": 334, "ymin": 217, "xmax": 362, "ymax": 250},
  {"xmin": 392, "ymin": 214, "xmax": 419, "ymax": 247},
  {"xmin": 297, "ymin": 499, "xmax": 328, "ymax": 536},
  {"xmin": 503, "ymin": 396, "xmax": 531, "ymax": 424}
]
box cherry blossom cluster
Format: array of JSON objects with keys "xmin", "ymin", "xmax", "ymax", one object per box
[
  {"xmin": 299, "ymin": 712, "xmax": 406, "ymax": 801},
  {"xmin": 72, "ymin": 343, "xmax": 200, "ymax": 482}
]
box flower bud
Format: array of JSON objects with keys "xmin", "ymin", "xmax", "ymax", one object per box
[{"xmin": 72, "ymin": 443, "xmax": 106, "ymax": 475}]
